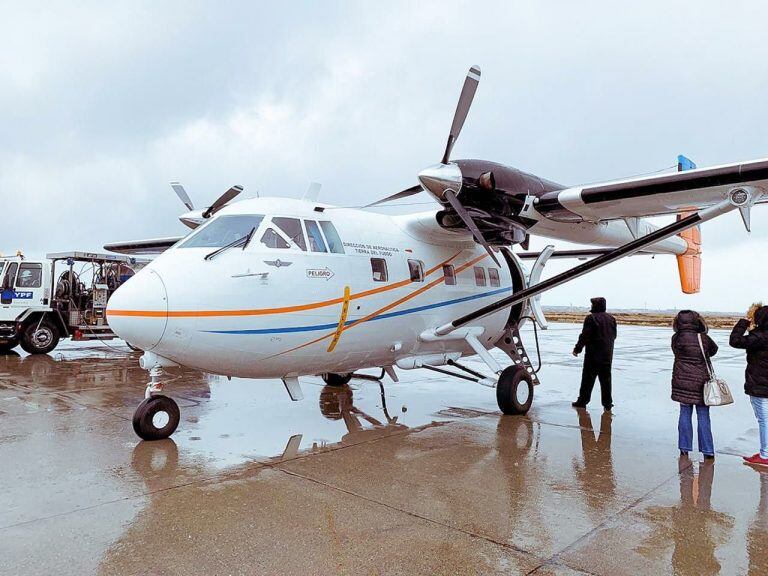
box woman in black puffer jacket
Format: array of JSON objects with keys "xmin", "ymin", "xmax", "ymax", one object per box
[
  {"xmin": 730, "ymin": 304, "xmax": 768, "ymax": 467},
  {"xmin": 671, "ymin": 310, "xmax": 718, "ymax": 458}
]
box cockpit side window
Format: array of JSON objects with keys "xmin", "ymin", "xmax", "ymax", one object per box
[
  {"xmin": 304, "ymin": 220, "xmax": 327, "ymax": 253},
  {"xmin": 179, "ymin": 215, "xmax": 264, "ymax": 248},
  {"xmin": 319, "ymin": 221, "xmax": 345, "ymax": 254},
  {"xmin": 272, "ymin": 217, "xmax": 307, "ymax": 251},
  {"xmin": 17, "ymin": 263, "xmax": 42, "ymax": 288},
  {"xmin": 260, "ymin": 228, "xmax": 290, "ymax": 249}
]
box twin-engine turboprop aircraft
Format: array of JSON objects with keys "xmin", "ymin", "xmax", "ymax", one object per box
[{"xmin": 105, "ymin": 66, "xmax": 768, "ymax": 441}]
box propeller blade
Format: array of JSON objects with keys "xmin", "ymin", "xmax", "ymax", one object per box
[
  {"xmin": 171, "ymin": 182, "xmax": 194, "ymax": 211},
  {"xmin": 444, "ymin": 189, "xmax": 500, "ymax": 266},
  {"xmin": 364, "ymin": 185, "xmax": 424, "ymax": 208},
  {"xmin": 441, "ymin": 65, "xmax": 481, "ymax": 165},
  {"xmin": 202, "ymin": 185, "xmax": 244, "ymax": 218}
]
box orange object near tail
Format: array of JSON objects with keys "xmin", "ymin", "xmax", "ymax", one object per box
[{"xmin": 676, "ymin": 211, "xmax": 701, "ymax": 294}]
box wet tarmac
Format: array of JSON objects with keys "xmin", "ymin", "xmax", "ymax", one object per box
[{"xmin": 1, "ymin": 323, "xmax": 767, "ymax": 575}]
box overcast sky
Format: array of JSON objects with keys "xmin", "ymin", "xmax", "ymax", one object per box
[{"xmin": 2, "ymin": 1, "xmax": 767, "ymax": 313}]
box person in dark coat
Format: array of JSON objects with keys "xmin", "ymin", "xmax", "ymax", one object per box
[
  {"xmin": 572, "ymin": 297, "xmax": 617, "ymax": 410},
  {"xmin": 671, "ymin": 310, "xmax": 718, "ymax": 458},
  {"xmin": 730, "ymin": 303, "xmax": 768, "ymax": 467}
]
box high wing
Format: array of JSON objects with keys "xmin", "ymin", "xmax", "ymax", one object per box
[
  {"xmin": 537, "ymin": 157, "xmax": 768, "ymax": 222},
  {"xmin": 104, "ymin": 236, "xmax": 183, "ymax": 255}
]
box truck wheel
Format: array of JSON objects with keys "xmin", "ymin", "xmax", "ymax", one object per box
[
  {"xmin": 322, "ymin": 372, "xmax": 353, "ymax": 386},
  {"xmin": 133, "ymin": 395, "xmax": 180, "ymax": 441},
  {"xmin": 20, "ymin": 321, "xmax": 60, "ymax": 355},
  {"xmin": 0, "ymin": 339, "xmax": 19, "ymax": 353},
  {"xmin": 496, "ymin": 365, "xmax": 534, "ymax": 415}
]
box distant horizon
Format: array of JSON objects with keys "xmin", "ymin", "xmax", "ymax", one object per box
[{"xmin": 543, "ymin": 305, "xmax": 745, "ymax": 316}]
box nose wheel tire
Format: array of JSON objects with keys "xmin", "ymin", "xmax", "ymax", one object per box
[
  {"xmin": 496, "ymin": 365, "xmax": 534, "ymax": 415},
  {"xmin": 133, "ymin": 395, "xmax": 180, "ymax": 441},
  {"xmin": 19, "ymin": 321, "xmax": 60, "ymax": 355},
  {"xmin": 322, "ymin": 372, "xmax": 353, "ymax": 387}
]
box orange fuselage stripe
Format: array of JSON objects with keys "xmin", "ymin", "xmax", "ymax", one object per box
[{"xmin": 107, "ymin": 252, "xmax": 461, "ymax": 318}]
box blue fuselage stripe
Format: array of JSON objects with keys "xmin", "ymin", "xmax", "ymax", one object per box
[{"xmin": 201, "ymin": 286, "xmax": 512, "ymax": 335}]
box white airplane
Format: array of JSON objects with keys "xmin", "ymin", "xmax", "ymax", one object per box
[{"xmin": 105, "ymin": 66, "xmax": 768, "ymax": 441}]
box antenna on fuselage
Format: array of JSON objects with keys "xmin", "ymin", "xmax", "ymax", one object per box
[{"xmin": 301, "ymin": 182, "xmax": 322, "ymax": 202}]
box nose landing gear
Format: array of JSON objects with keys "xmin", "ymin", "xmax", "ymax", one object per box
[{"xmin": 132, "ymin": 366, "xmax": 180, "ymax": 441}]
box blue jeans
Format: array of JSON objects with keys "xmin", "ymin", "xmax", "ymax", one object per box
[
  {"xmin": 750, "ymin": 396, "xmax": 768, "ymax": 459},
  {"xmin": 678, "ymin": 403, "xmax": 714, "ymax": 456}
]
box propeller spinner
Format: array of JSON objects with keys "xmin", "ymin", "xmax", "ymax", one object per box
[{"xmin": 368, "ymin": 65, "xmax": 499, "ymax": 264}]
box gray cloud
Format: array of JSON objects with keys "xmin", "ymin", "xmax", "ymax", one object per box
[{"xmin": 2, "ymin": 1, "xmax": 767, "ymax": 312}]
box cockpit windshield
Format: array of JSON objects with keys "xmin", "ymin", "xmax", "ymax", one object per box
[{"xmin": 178, "ymin": 215, "xmax": 265, "ymax": 248}]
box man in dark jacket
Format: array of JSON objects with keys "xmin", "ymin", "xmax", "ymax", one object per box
[
  {"xmin": 572, "ymin": 297, "xmax": 617, "ymax": 410},
  {"xmin": 730, "ymin": 304, "xmax": 768, "ymax": 467}
]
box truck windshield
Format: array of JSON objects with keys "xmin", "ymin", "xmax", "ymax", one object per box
[{"xmin": 178, "ymin": 215, "xmax": 264, "ymax": 248}]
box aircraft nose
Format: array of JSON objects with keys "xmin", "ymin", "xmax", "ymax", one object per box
[{"xmin": 107, "ymin": 269, "xmax": 168, "ymax": 351}]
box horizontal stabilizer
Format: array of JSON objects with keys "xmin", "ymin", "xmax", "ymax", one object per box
[{"xmin": 104, "ymin": 236, "xmax": 183, "ymax": 255}]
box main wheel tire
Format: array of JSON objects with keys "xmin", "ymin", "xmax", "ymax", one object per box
[
  {"xmin": 132, "ymin": 395, "xmax": 180, "ymax": 441},
  {"xmin": 496, "ymin": 365, "xmax": 534, "ymax": 415},
  {"xmin": 19, "ymin": 321, "xmax": 60, "ymax": 355},
  {"xmin": 322, "ymin": 372, "xmax": 353, "ymax": 387},
  {"xmin": 0, "ymin": 339, "xmax": 18, "ymax": 352}
]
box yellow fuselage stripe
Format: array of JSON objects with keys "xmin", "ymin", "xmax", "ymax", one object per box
[{"xmin": 326, "ymin": 286, "xmax": 351, "ymax": 353}]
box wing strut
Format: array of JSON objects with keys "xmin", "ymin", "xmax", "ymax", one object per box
[{"xmin": 434, "ymin": 196, "xmax": 740, "ymax": 336}]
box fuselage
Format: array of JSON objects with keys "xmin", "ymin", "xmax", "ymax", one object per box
[{"xmin": 107, "ymin": 197, "xmax": 521, "ymax": 378}]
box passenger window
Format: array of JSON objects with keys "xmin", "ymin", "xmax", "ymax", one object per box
[
  {"xmin": 2, "ymin": 262, "xmax": 18, "ymax": 289},
  {"xmin": 260, "ymin": 228, "xmax": 290, "ymax": 249},
  {"xmin": 443, "ymin": 264, "xmax": 456, "ymax": 286},
  {"xmin": 370, "ymin": 258, "xmax": 388, "ymax": 282},
  {"xmin": 319, "ymin": 221, "xmax": 345, "ymax": 254},
  {"xmin": 488, "ymin": 268, "xmax": 500, "ymax": 287},
  {"xmin": 17, "ymin": 263, "xmax": 42, "ymax": 288},
  {"xmin": 474, "ymin": 266, "xmax": 487, "ymax": 287},
  {"xmin": 272, "ymin": 217, "xmax": 307, "ymax": 251},
  {"xmin": 179, "ymin": 215, "xmax": 264, "ymax": 248},
  {"xmin": 304, "ymin": 220, "xmax": 327, "ymax": 253},
  {"xmin": 408, "ymin": 259, "xmax": 424, "ymax": 282}
]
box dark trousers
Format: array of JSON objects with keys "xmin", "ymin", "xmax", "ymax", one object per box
[{"xmin": 577, "ymin": 361, "xmax": 613, "ymax": 408}]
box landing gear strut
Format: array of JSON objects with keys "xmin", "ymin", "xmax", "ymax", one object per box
[
  {"xmin": 419, "ymin": 321, "xmax": 541, "ymax": 416},
  {"xmin": 132, "ymin": 365, "xmax": 180, "ymax": 441}
]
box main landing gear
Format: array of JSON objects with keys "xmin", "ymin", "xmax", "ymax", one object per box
[
  {"xmin": 132, "ymin": 366, "xmax": 180, "ymax": 441},
  {"xmin": 419, "ymin": 321, "xmax": 541, "ymax": 416}
]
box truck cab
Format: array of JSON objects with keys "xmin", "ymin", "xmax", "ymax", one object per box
[
  {"xmin": 0, "ymin": 257, "xmax": 53, "ymax": 352},
  {"xmin": 0, "ymin": 252, "xmax": 148, "ymax": 355}
]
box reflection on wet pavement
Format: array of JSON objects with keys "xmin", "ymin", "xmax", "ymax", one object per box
[{"xmin": 0, "ymin": 324, "xmax": 766, "ymax": 575}]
